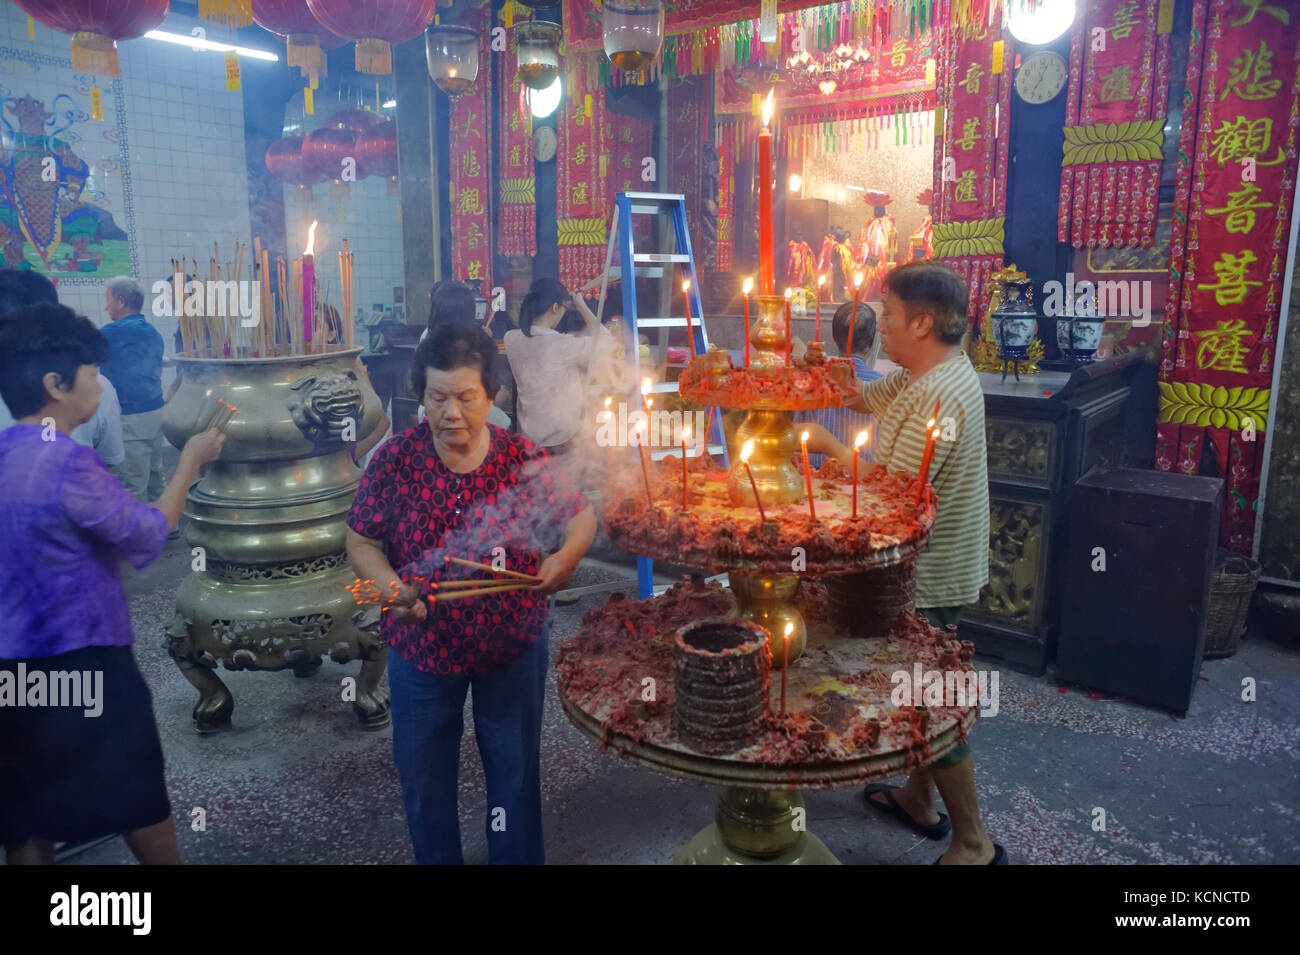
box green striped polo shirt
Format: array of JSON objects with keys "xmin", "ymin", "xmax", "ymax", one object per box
[{"xmin": 861, "ymin": 353, "xmax": 989, "ymax": 608}]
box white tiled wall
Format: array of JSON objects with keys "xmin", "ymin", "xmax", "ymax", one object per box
[
  {"xmin": 0, "ymin": 6, "xmax": 251, "ymax": 354},
  {"xmin": 282, "ymin": 91, "xmax": 405, "ymax": 325}
]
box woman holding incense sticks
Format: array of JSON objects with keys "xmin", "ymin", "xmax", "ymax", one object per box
[
  {"xmin": 346, "ymin": 321, "xmax": 596, "ymax": 865},
  {"xmin": 0, "ymin": 303, "xmax": 225, "ymax": 865}
]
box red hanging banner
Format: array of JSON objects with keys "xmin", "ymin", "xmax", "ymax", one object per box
[
  {"xmin": 1057, "ymin": 0, "xmax": 1172, "ymax": 249},
  {"xmin": 1156, "ymin": 0, "xmax": 1300, "ymax": 553},
  {"xmin": 498, "ymin": 18, "xmax": 536, "ymax": 257},
  {"xmin": 449, "ymin": 7, "xmax": 493, "ymax": 294},
  {"xmin": 557, "ymin": 60, "xmax": 611, "ymax": 291},
  {"xmin": 931, "ymin": 1, "xmax": 1011, "ymax": 324}
]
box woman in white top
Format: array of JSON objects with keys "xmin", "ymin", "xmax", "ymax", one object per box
[{"xmin": 504, "ymin": 278, "xmax": 612, "ymax": 456}]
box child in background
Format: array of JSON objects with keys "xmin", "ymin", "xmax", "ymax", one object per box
[{"xmin": 0, "ymin": 304, "xmax": 224, "ymax": 865}]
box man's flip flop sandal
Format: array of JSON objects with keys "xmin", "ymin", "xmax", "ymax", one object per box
[
  {"xmin": 932, "ymin": 843, "xmax": 1009, "ymax": 865},
  {"xmin": 864, "ymin": 782, "xmax": 952, "ymax": 840}
]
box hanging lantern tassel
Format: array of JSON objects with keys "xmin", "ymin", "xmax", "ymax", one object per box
[
  {"xmin": 89, "ymin": 85, "xmax": 103, "ymax": 122},
  {"xmin": 70, "ymin": 32, "xmax": 121, "ymax": 77},
  {"xmin": 355, "ymin": 38, "xmax": 393, "ymax": 75},
  {"xmin": 198, "ymin": 0, "xmax": 254, "ymax": 29}
]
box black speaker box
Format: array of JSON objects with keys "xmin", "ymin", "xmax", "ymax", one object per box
[{"xmin": 1056, "ymin": 466, "xmax": 1223, "ymax": 715}]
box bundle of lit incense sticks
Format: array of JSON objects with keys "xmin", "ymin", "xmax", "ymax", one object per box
[{"xmin": 347, "ymin": 557, "xmax": 543, "ymax": 610}]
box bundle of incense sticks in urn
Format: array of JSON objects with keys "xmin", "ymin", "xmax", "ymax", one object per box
[{"xmin": 170, "ymin": 234, "xmax": 357, "ymax": 359}]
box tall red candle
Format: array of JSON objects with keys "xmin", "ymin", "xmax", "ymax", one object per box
[
  {"xmin": 682, "ymin": 279, "xmax": 696, "ymax": 358},
  {"xmin": 740, "ymin": 440, "xmax": 767, "ymax": 523},
  {"xmin": 742, "ymin": 276, "xmax": 753, "ymax": 368},
  {"xmin": 784, "ymin": 288, "xmax": 793, "ymax": 366},
  {"xmin": 915, "ymin": 425, "xmax": 940, "ymax": 506},
  {"xmin": 758, "ymin": 90, "xmax": 775, "ymax": 294},
  {"xmin": 637, "ymin": 426, "xmax": 654, "ymax": 506},
  {"xmin": 815, "ymin": 274, "xmax": 826, "ymax": 341},
  {"xmin": 302, "ymin": 220, "xmax": 318, "ymax": 351},
  {"xmin": 800, "ymin": 430, "xmax": 816, "ymax": 521},
  {"xmin": 846, "ymin": 271, "xmax": 862, "ymax": 358},
  {"xmin": 851, "ymin": 430, "xmax": 868, "ymax": 518},
  {"xmin": 681, "ymin": 426, "xmax": 691, "ymax": 509},
  {"xmin": 780, "ymin": 622, "xmax": 792, "ymax": 717}
]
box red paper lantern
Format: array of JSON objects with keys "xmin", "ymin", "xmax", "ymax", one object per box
[
  {"xmin": 251, "ymin": 0, "xmax": 346, "ymax": 82},
  {"xmin": 303, "ymin": 124, "xmax": 357, "ymax": 197},
  {"xmin": 326, "ymin": 108, "xmax": 382, "ymax": 136},
  {"xmin": 15, "ymin": 0, "xmax": 171, "ymax": 77},
  {"xmin": 265, "ymin": 135, "xmax": 325, "ymax": 201},
  {"xmin": 356, "ymin": 120, "xmax": 398, "ymax": 194},
  {"xmin": 304, "ymin": 0, "xmax": 439, "ymax": 75}
]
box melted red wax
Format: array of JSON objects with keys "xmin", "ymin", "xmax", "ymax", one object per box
[
  {"xmin": 602, "ymin": 458, "xmax": 936, "ymax": 576},
  {"xmin": 556, "ymin": 579, "xmax": 979, "ymax": 776},
  {"xmin": 678, "ymin": 354, "xmax": 856, "ymax": 410}
]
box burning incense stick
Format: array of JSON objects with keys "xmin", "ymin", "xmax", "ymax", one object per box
[{"xmin": 443, "ymin": 555, "xmax": 542, "ymax": 583}]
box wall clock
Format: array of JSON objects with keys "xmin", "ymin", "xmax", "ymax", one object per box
[{"xmin": 1014, "ymin": 50, "xmax": 1068, "ymax": 105}]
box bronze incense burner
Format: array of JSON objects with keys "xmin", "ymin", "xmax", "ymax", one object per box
[{"xmin": 161, "ymin": 348, "xmax": 389, "ymax": 732}]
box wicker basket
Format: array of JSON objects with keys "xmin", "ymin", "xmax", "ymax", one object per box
[{"xmin": 1203, "ymin": 550, "xmax": 1259, "ymax": 659}]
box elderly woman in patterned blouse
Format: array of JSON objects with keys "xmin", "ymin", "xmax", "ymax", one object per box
[{"xmin": 346, "ymin": 322, "xmax": 596, "ymax": 865}]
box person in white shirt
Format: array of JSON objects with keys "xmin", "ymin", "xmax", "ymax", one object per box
[{"xmin": 504, "ymin": 278, "xmax": 612, "ymax": 456}]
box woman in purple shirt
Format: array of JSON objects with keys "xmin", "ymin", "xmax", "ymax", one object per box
[{"xmin": 0, "ymin": 304, "xmax": 223, "ymax": 865}]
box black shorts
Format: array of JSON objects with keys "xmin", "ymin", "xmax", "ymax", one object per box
[{"xmin": 0, "ymin": 644, "xmax": 172, "ymax": 845}]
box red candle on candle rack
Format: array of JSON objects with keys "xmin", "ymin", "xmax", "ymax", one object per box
[
  {"xmin": 846, "ymin": 271, "xmax": 863, "ymax": 358},
  {"xmin": 682, "ymin": 279, "xmax": 696, "ymax": 359},
  {"xmin": 815, "ymin": 274, "xmax": 826, "ymax": 340},
  {"xmin": 915, "ymin": 425, "xmax": 941, "ymax": 506},
  {"xmin": 852, "ymin": 429, "xmax": 868, "ymax": 518},
  {"xmin": 742, "ymin": 276, "xmax": 753, "ymax": 368},
  {"xmin": 784, "ymin": 287, "xmax": 793, "ymax": 366},
  {"xmin": 780, "ymin": 621, "xmax": 792, "ymax": 717},
  {"xmin": 739, "ymin": 440, "xmax": 767, "ymax": 523},
  {"xmin": 302, "ymin": 220, "xmax": 318, "ymax": 351},
  {"xmin": 637, "ymin": 422, "xmax": 654, "ymax": 506},
  {"xmin": 758, "ymin": 89, "xmax": 775, "ymax": 295},
  {"xmin": 799, "ymin": 430, "xmax": 817, "ymax": 521},
  {"xmin": 680, "ymin": 425, "xmax": 691, "ymax": 510}
]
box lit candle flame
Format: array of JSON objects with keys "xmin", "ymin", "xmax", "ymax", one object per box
[
  {"xmin": 784, "ymin": 622, "xmax": 794, "ymax": 638},
  {"xmin": 604, "ymin": 396, "xmax": 612, "ymax": 409},
  {"xmin": 785, "ymin": 287, "xmax": 793, "ymax": 300},
  {"xmin": 449, "ymin": 67, "xmax": 457, "ymax": 78},
  {"xmin": 740, "ymin": 439, "xmax": 755, "ymax": 462},
  {"xmin": 854, "ymin": 430, "xmax": 868, "ymax": 449},
  {"xmin": 743, "ymin": 276, "xmax": 754, "ymax": 295},
  {"xmin": 304, "ymin": 219, "xmax": 319, "ymax": 256},
  {"xmin": 682, "ymin": 425, "xmax": 692, "ymax": 441},
  {"xmin": 642, "ymin": 377, "xmax": 652, "ymax": 397},
  {"xmin": 762, "ymin": 88, "xmax": 774, "ymax": 127},
  {"xmin": 682, "ymin": 279, "xmax": 691, "ymax": 292},
  {"xmin": 854, "ymin": 272, "xmax": 863, "ymax": 288},
  {"xmin": 801, "ymin": 430, "xmax": 810, "ymax": 443},
  {"xmin": 932, "ymin": 427, "xmax": 942, "ymax": 441},
  {"xmin": 817, "ymin": 275, "xmax": 826, "ymax": 287}
]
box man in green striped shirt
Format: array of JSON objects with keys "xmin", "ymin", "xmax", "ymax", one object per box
[{"xmin": 806, "ymin": 262, "xmax": 1004, "ymax": 865}]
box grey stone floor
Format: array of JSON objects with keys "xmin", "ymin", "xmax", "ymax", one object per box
[{"xmin": 61, "ymin": 531, "xmax": 1300, "ymax": 866}]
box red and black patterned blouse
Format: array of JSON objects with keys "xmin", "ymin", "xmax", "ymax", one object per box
[{"xmin": 347, "ymin": 422, "xmax": 586, "ymax": 677}]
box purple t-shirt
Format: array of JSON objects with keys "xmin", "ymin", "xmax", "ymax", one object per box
[{"xmin": 0, "ymin": 425, "xmax": 168, "ymax": 659}]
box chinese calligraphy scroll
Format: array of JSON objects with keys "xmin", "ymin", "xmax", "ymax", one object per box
[
  {"xmin": 498, "ymin": 18, "xmax": 536, "ymax": 257},
  {"xmin": 931, "ymin": 0, "xmax": 1012, "ymax": 325},
  {"xmin": 449, "ymin": 7, "xmax": 493, "ymax": 293},
  {"xmin": 1058, "ymin": 0, "xmax": 1173, "ymax": 248},
  {"xmin": 1156, "ymin": 0, "xmax": 1299, "ymax": 553},
  {"xmin": 557, "ymin": 61, "xmax": 611, "ymax": 290}
]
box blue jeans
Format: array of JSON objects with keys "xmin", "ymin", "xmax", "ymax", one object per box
[{"xmin": 387, "ymin": 628, "xmax": 548, "ymax": 864}]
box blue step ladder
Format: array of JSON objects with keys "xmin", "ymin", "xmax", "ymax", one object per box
[{"xmin": 595, "ymin": 192, "xmax": 730, "ymax": 598}]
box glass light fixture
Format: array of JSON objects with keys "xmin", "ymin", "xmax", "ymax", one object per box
[
  {"xmin": 1005, "ymin": 0, "xmax": 1076, "ymax": 45},
  {"xmin": 516, "ymin": 20, "xmax": 561, "ymax": 90},
  {"xmin": 529, "ymin": 75, "xmax": 563, "ymax": 118},
  {"xmin": 603, "ymin": 0, "xmax": 664, "ymax": 73},
  {"xmin": 425, "ymin": 25, "xmax": 480, "ymax": 96}
]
